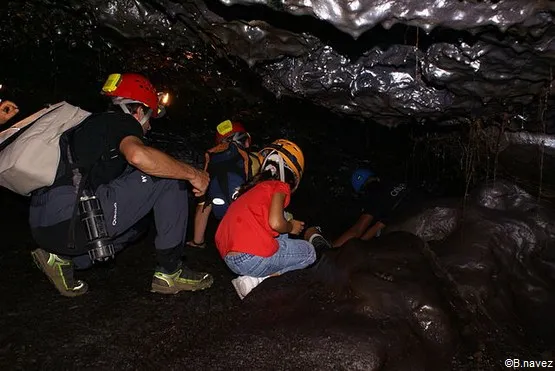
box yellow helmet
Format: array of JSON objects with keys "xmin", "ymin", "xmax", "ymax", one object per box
[{"xmin": 259, "ymin": 139, "xmax": 305, "ymax": 191}]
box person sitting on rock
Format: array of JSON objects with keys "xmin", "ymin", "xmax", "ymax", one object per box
[
  {"xmin": 186, "ymin": 120, "xmax": 260, "ymax": 249},
  {"xmin": 332, "ymin": 168, "xmax": 411, "ymax": 247},
  {"xmin": 29, "ymin": 73, "xmax": 213, "ymax": 297},
  {"xmin": 215, "ymin": 139, "xmax": 331, "ymax": 299},
  {"xmin": 0, "ymin": 100, "xmax": 19, "ymax": 125}
]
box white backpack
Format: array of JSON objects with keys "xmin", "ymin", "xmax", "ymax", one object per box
[{"xmin": 0, "ymin": 102, "xmax": 91, "ymax": 196}]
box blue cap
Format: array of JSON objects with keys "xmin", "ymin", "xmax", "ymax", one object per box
[{"xmin": 351, "ymin": 168, "xmax": 375, "ymax": 192}]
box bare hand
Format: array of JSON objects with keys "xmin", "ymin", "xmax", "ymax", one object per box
[
  {"xmin": 0, "ymin": 101, "xmax": 19, "ymax": 125},
  {"xmin": 190, "ymin": 168, "xmax": 210, "ymax": 197},
  {"xmin": 290, "ymin": 219, "xmax": 305, "ymax": 235}
]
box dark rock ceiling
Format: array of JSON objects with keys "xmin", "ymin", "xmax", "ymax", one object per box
[{"xmin": 2, "ymin": 0, "xmax": 555, "ymax": 130}]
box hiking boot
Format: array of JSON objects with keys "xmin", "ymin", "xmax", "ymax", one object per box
[
  {"xmin": 151, "ymin": 266, "xmax": 213, "ymax": 294},
  {"xmin": 231, "ymin": 275, "xmax": 269, "ymax": 300},
  {"xmin": 31, "ymin": 248, "xmax": 88, "ymax": 297},
  {"xmin": 304, "ymin": 226, "xmax": 333, "ymax": 250}
]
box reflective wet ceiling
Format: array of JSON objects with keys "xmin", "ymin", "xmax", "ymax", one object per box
[{"xmin": 2, "ymin": 0, "xmax": 555, "ymax": 128}]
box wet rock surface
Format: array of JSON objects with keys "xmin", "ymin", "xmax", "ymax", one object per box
[
  {"xmin": 388, "ymin": 180, "xmax": 555, "ymax": 351},
  {"xmin": 2, "ymin": 176, "xmax": 555, "ymax": 370},
  {"xmin": 3, "ymin": 0, "xmax": 555, "ymax": 127}
]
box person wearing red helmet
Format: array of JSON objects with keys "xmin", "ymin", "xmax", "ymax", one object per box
[
  {"xmin": 214, "ymin": 120, "xmax": 251, "ymax": 147},
  {"xmin": 187, "ymin": 119, "xmax": 258, "ymax": 249},
  {"xmin": 29, "ymin": 73, "xmax": 213, "ymax": 297}
]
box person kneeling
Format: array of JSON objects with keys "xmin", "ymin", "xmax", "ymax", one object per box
[{"xmin": 332, "ymin": 168, "xmax": 411, "ymax": 247}]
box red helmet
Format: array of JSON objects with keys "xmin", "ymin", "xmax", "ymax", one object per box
[
  {"xmin": 215, "ymin": 120, "xmax": 250, "ymax": 146},
  {"xmin": 101, "ymin": 73, "xmax": 159, "ymax": 117}
]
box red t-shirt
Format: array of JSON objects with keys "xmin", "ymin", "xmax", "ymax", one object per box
[{"xmin": 215, "ymin": 180, "xmax": 291, "ymax": 258}]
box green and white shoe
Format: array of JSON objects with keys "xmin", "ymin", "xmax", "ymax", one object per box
[
  {"xmin": 31, "ymin": 248, "xmax": 88, "ymax": 297},
  {"xmin": 151, "ymin": 266, "xmax": 213, "ymax": 294}
]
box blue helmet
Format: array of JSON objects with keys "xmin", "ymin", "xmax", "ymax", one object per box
[{"xmin": 351, "ymin": 168, "xmax": 375, "ymax": 192}]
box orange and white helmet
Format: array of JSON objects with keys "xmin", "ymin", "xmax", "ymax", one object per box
[{"xmin": 259, "ymin": 139, "xmax": 305, "ymax": 191}]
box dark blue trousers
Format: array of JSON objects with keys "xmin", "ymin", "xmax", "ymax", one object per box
[{"xmin": 30, "ymin": 167, "xmax": 188, "ymax": 269}]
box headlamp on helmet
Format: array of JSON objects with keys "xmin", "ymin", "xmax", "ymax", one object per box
[{"xmin": 157, "ymin": 92, "xmax": 171, "ymax": 118}]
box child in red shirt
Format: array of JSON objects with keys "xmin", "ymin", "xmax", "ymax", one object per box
[{"xmin": 215, "ymin": 139, "xmax": 320, "ymax": 299}]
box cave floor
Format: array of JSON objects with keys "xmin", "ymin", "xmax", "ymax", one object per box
[
  {"xmin": 0, "ymin": 188, "xmax": 245, "ymax": 369},
  {"xmin": 0, "ymin": 188, "xmax": 521, "ymax": 371}
]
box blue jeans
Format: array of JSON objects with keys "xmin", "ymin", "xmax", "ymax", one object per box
[{"xmin": 224, "ymin": 234, "xmax": 317, "ymax": 277}]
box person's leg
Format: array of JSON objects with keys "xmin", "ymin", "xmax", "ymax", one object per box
[
  {"xmin": 72, "ymin": 216, "xmax": 152, "ymax": 270},
  {"xmin": 29, "ymin": 186, "xmax": 90, "ymax": 296},
  {"xmin": 271, "ymin": 235, "xmax": 317, "ymax": 275},
  {"xmin": 224, "ymin": 235, "xmax": 316, "ymax": 299},
  {"xmin": 95, "ymin": 168, "xmax": 213, "ymax": 294},
  {"xmin": 186, "ymin": 202, "xmax": 211, "ymax": 248},
  {"xmin": 225, "ymin": 234, "xmax": 317, "ymax": 277},
  {"xmin": 95, "ymin": 169, "xmax": 187, "ymax": 250},
  {"xmin": 332, "ymin": 213, "xmax": 374, "ymax": 247}
]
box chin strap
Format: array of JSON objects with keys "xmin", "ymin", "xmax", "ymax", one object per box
[
  {"xmin": 262, "ymin": 152, "xmax": 286, "ymax": 184},
  {"xmin": 113, "ymin": 98, "xmax": 152, "ymax": 127}
]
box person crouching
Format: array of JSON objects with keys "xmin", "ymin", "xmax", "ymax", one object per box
[{"xmin": 215, "ymin": 139, "xmax": 316, "ymax": 299}]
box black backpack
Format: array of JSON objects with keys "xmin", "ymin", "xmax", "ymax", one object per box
[{"xmin": 204, "ymin": 141, "xmax": 260, "ymax": 219}]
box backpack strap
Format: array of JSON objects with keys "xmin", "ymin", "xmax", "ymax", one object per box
[
  {"xmin": 230, "ymin": 142, "xmax": 253, "ymax": 179},
  {"xmin": 246, "ymin": 151, "xmax": 261, "ymax": 178},
  {"xmin": 242, "ymin": 146, "xmax": 253, "ymax": 179}
]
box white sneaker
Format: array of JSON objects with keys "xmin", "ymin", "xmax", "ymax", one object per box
[{"xmin": 231, "ymin": 275, "xmax": 269, "ymax": 300}]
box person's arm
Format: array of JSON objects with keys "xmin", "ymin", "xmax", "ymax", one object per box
[
  {"xmin": 120, "ymin": 135, "xmax": 209, "ymax": 196},
  {"xmin": 268, "ymin": 192, "xmax": 304, "ymax": 234},
  {"xmin": 332, "ymin": 213, "xmax": 374, "ymax": 247},
  {"xmin": 360, "ymin": 221, "xmax": 386, "ymax": 241}
]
